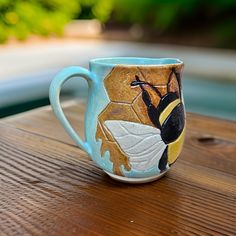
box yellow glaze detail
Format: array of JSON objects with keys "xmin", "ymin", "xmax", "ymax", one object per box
[
  {"xmin": 168, "ymin": 127, "xmax": 186, "ymax": 164},
  {"xmin": 159, "ymin": 99, "xmax": 181, "ymax": 125}
]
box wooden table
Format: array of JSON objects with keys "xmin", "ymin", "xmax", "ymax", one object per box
[{"xmin": 1, "ymin": 101, "xmax": 236, "ymax": 236}]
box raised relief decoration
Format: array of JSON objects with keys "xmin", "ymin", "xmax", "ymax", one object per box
[
  {"xmin": 104, "ymin": 120, "xmax": 166, "ymax": 172},
  {"xmin": 96, "ymin": 66, "xmax": 185, "ymax": 176}
]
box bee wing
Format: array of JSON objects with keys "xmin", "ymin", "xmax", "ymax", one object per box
[{"xmin": 104, "ymin": 120, "xmax": 167, "ymax": 171}]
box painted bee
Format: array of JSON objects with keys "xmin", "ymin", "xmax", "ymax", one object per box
[{"xmin": 104, "ymin": 69, "xmax": 185, "ymax": 173}]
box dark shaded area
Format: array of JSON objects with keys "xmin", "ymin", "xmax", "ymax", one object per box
[
  {"xmin": 0, "ymin": 98, "xmax": 50, "ymax": 118},
  {"xmin": 105, "ymin": 0, "xmax": 236, "ymax": 48},
  {"xmin": 161, "ymin": 103, "xmax": 185, "ymax": 144},
  {"xmin": 158, "ymin": 146, "xmax": 168, "ymax": 171}
]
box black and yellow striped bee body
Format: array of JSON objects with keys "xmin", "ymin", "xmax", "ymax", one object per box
[{"xmin": 131, "ymin": 70, "xmax": 185, "ymax": 171}]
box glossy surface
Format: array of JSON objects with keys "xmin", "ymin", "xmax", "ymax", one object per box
[
  {"xmin": 50, "ymin": 57, "xmax": 185, "ymax": 181},
  {"xmin": 90, "ymin": 57, "xmax": 182, "ymax": 66}
]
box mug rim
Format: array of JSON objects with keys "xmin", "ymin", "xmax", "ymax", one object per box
[{"xmin": 90, "ymin": 57, "xmax": 183, "ymax": 67}]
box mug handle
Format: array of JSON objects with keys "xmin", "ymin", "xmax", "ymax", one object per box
[{"xmin": 49, "ymin": 66, "xmax": 96, "ymax": 156}]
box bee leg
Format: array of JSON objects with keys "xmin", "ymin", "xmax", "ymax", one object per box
[
  {"xmin": 172, "ymin": 68, "xmax": 182, "ymax": 98},
  {"xmin": 141, "ymin": 88, "xmax": 161, "ymax": 129},
  {"xmin": 158, "ymin": 146, "xmax": 168, "ymax": 172},
  {"xmin": 132, "ymin": 75, "xmax": 161, "ymax": 128}
]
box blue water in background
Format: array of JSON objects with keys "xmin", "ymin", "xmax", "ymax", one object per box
[
  {"xmin": 1, "ymin": 71, "xmax": 236, "ymax": 121},
  {"xmin": 183, "ymin": 76, "xmax": 236, "ymax": 121}
]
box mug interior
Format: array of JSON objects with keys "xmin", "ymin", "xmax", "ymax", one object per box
[{"xmin": 90, "ymin": 57, "xmax": 183, "ymax": 67}]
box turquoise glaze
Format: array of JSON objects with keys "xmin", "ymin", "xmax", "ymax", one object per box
[{"xmin": 49, "ymin": 57, "xmax": 184, "ymax": 183}]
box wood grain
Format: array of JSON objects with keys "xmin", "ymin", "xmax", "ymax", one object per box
[
  {"xmin": 3, "ymin": 101, "xmax": 85, "ymax": 146},
  {"xmin": 1, "ymin": 102, "xmax": 236, "ymax": 236},
  {"xmin": 4, "ymin": 101, "xmax": 236, "ymax": 175}
]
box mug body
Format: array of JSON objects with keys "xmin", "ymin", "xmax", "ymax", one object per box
[{"xmin": 85, "ymin": 58, "xmax": 185, "ymax": 183}]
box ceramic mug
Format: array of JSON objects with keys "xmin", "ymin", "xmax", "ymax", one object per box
[{"xmin": 49, "ymin": 57, "xmax": 185, "ymax": 183}]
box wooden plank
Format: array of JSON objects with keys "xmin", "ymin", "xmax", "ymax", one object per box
[
  {"xmin": 0, "ymin": 123, "xmax": 235, "ymax": 236},
  {"xmin": 4, "ymin": 101, "xmax": 236, "ymax": 176},
  {"xmin": 3, "ymin": 101, "xmax": 85, "ymax": 146}
]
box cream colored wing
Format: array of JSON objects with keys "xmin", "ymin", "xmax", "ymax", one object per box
[{"xmin": 104, "ymin": 120, "xmax": 166, "ymax": 171}]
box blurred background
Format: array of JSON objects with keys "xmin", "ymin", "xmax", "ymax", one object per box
[{"xmin": 0, "ymin": 0, "xmax": 236, "ymax": 120}]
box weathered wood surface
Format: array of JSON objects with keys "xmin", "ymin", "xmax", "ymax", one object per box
[{"xmin": 1, "ymin": 101, "xmax": 236, "ymax": 236}]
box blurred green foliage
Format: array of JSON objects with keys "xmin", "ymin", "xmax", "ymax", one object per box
[
  {"xmin": 0, "ymin": 0, "xmax": 113, "ymax": 43},
  {"xmin": 112, "ymin": 0, "xmax": 236, "ymax": 30},
  {"xmin": 0, "ymin": 0, "xmax": 79, "ymax": 43},
  {"xmin": 77, "ymin": 0, "xmax": 113, "ymax": 22},
  {"xmin": 112, "ymin": 0, "xmax": 236, "ymax": 46},
  {"xmin": 0, "ymin": 0, "xmax": 235, "ymax": 47}
]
